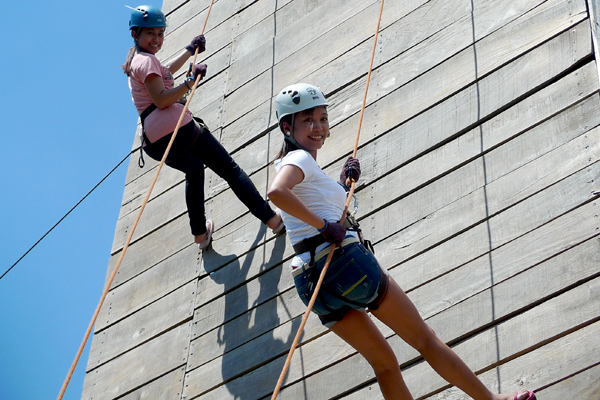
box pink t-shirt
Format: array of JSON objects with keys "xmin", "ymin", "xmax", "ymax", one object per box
[{"xmin": 128, "ymin": 52, "xmax": 193, "ymax": 143}]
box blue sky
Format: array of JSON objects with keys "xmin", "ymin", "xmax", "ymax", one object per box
[{"xmin": 0, "ymin": 1, "xmax": 141, "ymax": 398}]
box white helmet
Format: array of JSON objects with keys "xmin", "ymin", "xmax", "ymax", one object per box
[{"xmin": 275, "ymin": 83, "xmax": 328, "ymax": 149}]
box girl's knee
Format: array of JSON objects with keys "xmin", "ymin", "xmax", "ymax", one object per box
[
  {"xmin": 408, "ymin": 324, "xmax": 438, "ymax": 352},
  {"xmin": 366, "ymin": 345, "xmax": 399, "ymax": 374}
]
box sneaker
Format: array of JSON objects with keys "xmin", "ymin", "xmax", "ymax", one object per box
[{"xmin": 197, "ymin": 219, "xmax": 213, "ymax": 250}]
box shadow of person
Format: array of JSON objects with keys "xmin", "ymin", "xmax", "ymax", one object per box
[{"xmin": 206, "ymin": 229, "xmax": 303, "ymax": 399}]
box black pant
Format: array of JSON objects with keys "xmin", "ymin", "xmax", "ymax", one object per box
[{"xmin": 143, "ymin": 120, "xmax": 275, "ymax": 235}]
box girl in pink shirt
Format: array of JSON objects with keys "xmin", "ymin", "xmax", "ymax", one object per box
[{"xmin": 122, "ymin": 5, "xmax": 283, "ymax": 249}]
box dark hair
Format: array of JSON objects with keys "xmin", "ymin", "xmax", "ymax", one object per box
[
  {"xmin": 275, "ymin": 115, "xmax": 296, "ymax": 160},
  {"xmin": 122, "ymin": 27, "xmax": 143, "ymax": 76}
]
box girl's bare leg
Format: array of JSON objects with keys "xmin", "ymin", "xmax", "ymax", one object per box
[
  {"xmin": 330, "ymin": 308, "xmax": 414, "ymax": 400},
  {"xmin": 371, "ymin": 277, "xmax": 530, "ymax": 400}
]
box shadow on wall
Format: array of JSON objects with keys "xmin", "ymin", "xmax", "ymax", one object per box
[{"xmin": 205, "ymin": 226, "xmax": 303, "ymax": 399}]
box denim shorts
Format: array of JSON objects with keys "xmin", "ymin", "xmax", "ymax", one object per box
[{"xmin": 293, "ymin": 238, "xmax": 389, "ymax": 328}]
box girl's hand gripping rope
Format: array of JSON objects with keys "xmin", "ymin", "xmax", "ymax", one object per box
[
  {"xmin": 318, "ymin": 220, "xmax": 347, "ymax": 246},
  {"xmin": 340, "ymin": 156, "xmax": 361, "ymax": 188},
  {"xmin": 187, "ymin": 63, "xmax": 208, "ymax": 86},
  {"xmin": 185, "ymin": 34, "xmax": 206, "ymax": 55}
]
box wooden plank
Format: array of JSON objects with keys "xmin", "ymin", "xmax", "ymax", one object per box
[
  {"xmin": 97, "ymin": 244, "xmax": 199, "ymax": 332},
  {"xmin": 534, "ymin": 363, "xmax": 600, "ymax": 400},
  {"xmin": 161, "ymin": 0, "xmax": 237, "ymax": 62},
  {"xmin": 165, "ymin": 0, "xmax": 237, "ymax": 35},
  {"xmin": 221, "ymin": 0, "xmax": 407, "ymax": 127},
  {"xmin": 375, "ymin": 158, "xmax": 600, "ymax": 300},
  {"xmin": 118, "ymin": 162, "xmax": 185, "ymax": 221},
  {"xmin": 87, "ymin": 281, "xmax": 195, "ymax": 371},
  {"xmin": 230, "ymin": 8, "xmax": 273, "ymax": 64},
  {"xmin": 162, "ymin": 0, "xmax": 201, "ymax": 16},
  {"xmin": 82, "ymin": 322, "xmax": 191, "ymax": 400},
  {"xmin": 119, "ymin": 367, "xmax": 186, "ymax": 400},
  {"xmin": 418, "ymin": 235, "xmax": 600, "ymax": 356},
  {"xmin": 106, "ymin": 215, "xmax": 192, "ymax": 287},
  {"xmin": 111, "ymin": 179, "xmax": 186, "ymax": 253}
]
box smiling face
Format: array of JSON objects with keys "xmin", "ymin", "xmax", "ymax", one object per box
[
  {"xmin": 132, "ymin": 27, "xmax": 165, "ymax": 54},
  {"xmin": 283, "ymin": 106, "xmax": 329, "ymax": 157}
]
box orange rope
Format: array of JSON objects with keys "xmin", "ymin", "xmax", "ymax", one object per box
[
  {"xmin": 270, "ymin": 0, "xmax": 385, "ymax": 398},
  {"xmin": 56, "ymin": 3, "xmax": 215, "ymax": 399}
]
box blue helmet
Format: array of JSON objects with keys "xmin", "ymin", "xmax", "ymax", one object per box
[{"xmin": 129, "ymin": 5, "xmax": 166, "ymax": 29}]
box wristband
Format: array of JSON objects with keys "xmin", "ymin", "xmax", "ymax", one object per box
[
  {"xmin": 184, "ymin": 76, "xmax": 195, "ymax": 90},
  {"xmin": 338, "ymin": 181, "xmax": 350, "ymax": 191},
  {"xmin": 317, "ymin": 220, "xmax": 329, "ymax": 233}
]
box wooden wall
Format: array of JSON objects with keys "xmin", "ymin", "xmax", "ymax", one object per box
[{"xmin": 81, "ymin": 0, "xmax": 600, "ymax": 398}]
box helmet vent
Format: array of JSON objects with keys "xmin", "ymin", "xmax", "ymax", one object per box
[{"xmin": 290, "ymin": 90, "xmax": 300, "ymax": 104}]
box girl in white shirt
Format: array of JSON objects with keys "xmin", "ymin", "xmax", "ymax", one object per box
[{"xmin": 268, "ymin": 83, "xmax": 535, "ymax": 400}]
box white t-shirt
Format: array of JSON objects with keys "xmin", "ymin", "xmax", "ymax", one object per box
[{"xmin": 274, "ymin": 150, "xmax": 356, "ymax": 268}]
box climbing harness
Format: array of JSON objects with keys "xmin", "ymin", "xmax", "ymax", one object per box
[
  {"xmin": 271, "ymin": 0, "xmax": 386, "ymax": 397},
  {"xmin": 56, "ymin": 2, "xmax": 215, "ymax": 399},
  {"xmin": 292, "ymin": 193, "xmax": 373, "ymax": 267},
  {"xmin": 294, "ymin": 236, "xmax": 388, "ymax": 317},
  {"xmin": 137, "ymin": 102, "xmax": 157, "ymax": 167}
]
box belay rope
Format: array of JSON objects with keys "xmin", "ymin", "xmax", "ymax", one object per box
[
  {"xmin": 270, "ymin": 0, "xmax": 386, "ymax": 398},
  {"xmin": 55, "ymin": 2, "xmax": 216, "ymax": 399}
]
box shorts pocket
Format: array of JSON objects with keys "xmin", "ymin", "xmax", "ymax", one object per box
[{"xmin": 324, "ymin": 257, "xmax": 377, "ymax": 304}]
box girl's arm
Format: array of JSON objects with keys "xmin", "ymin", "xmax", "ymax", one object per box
[
  {"xmin": 164, "ymin": 49, "xmax": 193, "ymax": 74},
  {"xmin": 144, "ymin": 73, "xmax": 191, "ymax": 109},
  {"xmin": 267, "ymin": 165, "xmax": 327, "ymax": 230}
]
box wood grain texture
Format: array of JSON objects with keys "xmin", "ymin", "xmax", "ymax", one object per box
[
  {"xmin": 85, "ymin": 0, "xmax": 600, "ymax": 398},
  {"xmin": 87, "ymin": 281, "xmax": 196, "ymax": 371},
  {"xmin": 82, "ymin": 322, "xmax": 191, "ymax": 400}
]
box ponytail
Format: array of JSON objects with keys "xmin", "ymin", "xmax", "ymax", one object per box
[
  {"xmin": 122, "ymin": 46, "xmax": 137, "ymax": 76},
  {"xmin": 275, "ymin": 139, "xmax": 300, "ymax": 160},
  {"xmin": 122, "ymin": 27, "xmax": 142, "ymax": 76}
]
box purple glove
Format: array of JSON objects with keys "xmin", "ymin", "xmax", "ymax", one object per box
[
  {"xmin": 191, "ymin": 63, "xmax": 207, "ymax": 81},
  {"xmin": 185, "ymin": 35, "xmax": 206, "ymax": 54},
  {"xmin": 319, "ymin": 220, "xmax": 346, "ymax": 246},
  {"xmin": 340, "ymin": 156, "xmax": 361, "ymax": 186}
]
